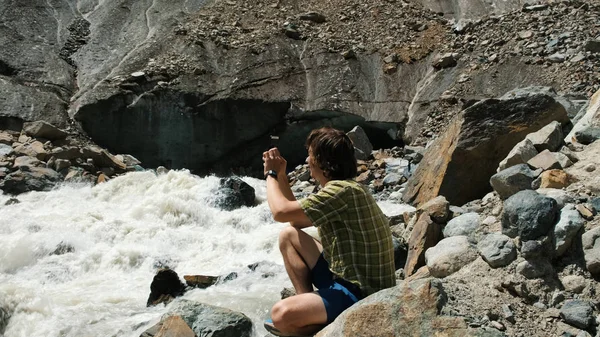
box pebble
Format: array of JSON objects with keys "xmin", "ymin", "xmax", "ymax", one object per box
[
  {"xmin": 502, "ymin": 304, "xmax": 515, "ymax": 323},
  {"xmin": 490, "ymin": 321, "xmax": 505, "ymax": 331}
]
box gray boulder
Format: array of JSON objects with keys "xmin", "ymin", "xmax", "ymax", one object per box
[
  {"xmin": 553, "ymin": 205, "xmax": 585, "ymax": 257},
  {"xmin": 555, "ymin": 152, "xmax": 574, "ymax": 169},
  {"xmin": 347, "ymin": 126, "xmax": 373, "ymax": 161},
  {"xmin": 527, "ymin": 150, "xmax": 563, "ymax": 171},
  {"xmin": 500, "ymin": 87, "xmax": 583, "ymax": 118},
  {"xmin": 382, "ymin": 173, "xmax": 405, "ymax": 187},
  {"xmin": 497, "ymin": 138, "xmax": 538, "ymax": 172},
  {"xmin": 443, "ymin": 212, "xmax": 480, "ymax": 237},
  {"xmin": 214, "ymin": 177, "xmax": 256, "ymax": 211},
  {"xmin": 490, "ymin": 164, "xmax": 538, "ymax": 199},
  {"xmin": 581, "ymin": 227, "xmax": 600, "ymax": 276},
  {"xmin": 520, "ymin": 237, "xmax": 551, "ymax": 259},
  {"xmin": 403, "ymin": 94, "xmax": 567, "ymax": 207},
  {"xmin": 516, "ymin": 259, "xmax": 553, "ymax": 279},
  {"xmin": 536, "ymin": 188, "xmax": 574, "ymax": 209},
  {"xmin": 525, "ymin": 121, "xmax": 564, "ymax": 152},
  {"xmin": 574, "ymin": 127, "xmax": 600, "ymax": 145},
  {"xmin": 477, "ymin": 233, "xmax": 517, "ymax": 268},
  {"xmin": 584, "ymin": 40, "xmax": 600, "ymax": 52},
  {"xmin": 22, "ymin": 121, "xmax": 68, "ymax": 141},
  {"xmin": 560, "ymin": 300, "xmax": 595, "ymax": 330},
  {"xmin": 501, "ymin": 190, "xmax": 558, "ymax": 240},
  {"xmin": 171, "ymin": 300, "xmax": 252, "ymax": 337},
  {"xmin": 565, "ymin": 89, "xmax": 599, "ymax": 143},
  {"xmin": 590, "ymin": 197, "xmax": 600, "ymax": 213},
  {"xmin": 0, "ymin": 167, "xmax": 62, "ymax": 195},
  {"xmin": 432, "ymin": 53, "xmax": 458, "ymax": 69},
  {"xmin": 0, "ymin": 144, "xmax": 13, "ymax": 157},
  {"xmin": 425, "ymin": 236, "xmax": 478, "ymax": 278}
]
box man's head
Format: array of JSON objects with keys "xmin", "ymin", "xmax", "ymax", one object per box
[{"xmin": 305, "ymin": 127, "xmax": 357, "ymax": 182}]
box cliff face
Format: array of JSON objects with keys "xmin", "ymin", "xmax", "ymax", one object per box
[{"xmin": 1, "ymin": 0, "xmax": 596, "ymax": 174}]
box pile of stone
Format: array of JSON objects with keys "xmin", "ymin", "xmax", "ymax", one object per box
[
  {"xmin": 179, "ymin": 0, "xmax": 449, "ymax": 58},
  {"xmin": 441, "ymin": 1, "xmax": 600, "ymax": 98},
  {"xmin": 0, "ymin": 121, "xmax": 142, "ymax": 197}
]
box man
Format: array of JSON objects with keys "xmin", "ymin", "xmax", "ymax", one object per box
[{"xmin": 262, "ymin": 127, "xmax": 395, "ymax": 337}]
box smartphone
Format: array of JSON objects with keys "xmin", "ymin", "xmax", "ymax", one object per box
[{"xmin": 269, "ymin": 135, "xmax": 280, "ymax": 150}]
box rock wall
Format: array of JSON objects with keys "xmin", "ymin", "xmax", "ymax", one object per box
[{"xmin": 1, "ymin": 0, "xmax": 596, "ymax": 174}]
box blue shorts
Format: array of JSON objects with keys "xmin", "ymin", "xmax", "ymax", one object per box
[{"xmin": 311, "ymin": 254, "xmax": 362, "ymax": 323}]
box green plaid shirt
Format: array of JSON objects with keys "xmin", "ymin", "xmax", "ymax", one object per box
[{"xmin": 299, "ymin": 180, "xmax": 395, "ymax": 296}]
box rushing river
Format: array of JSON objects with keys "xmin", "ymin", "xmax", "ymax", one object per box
[
  {"xmin": 0, "ymin": 169, "xmax": 410, "ymax": 337},
  {"xmin": 0, "ymin": 170, "xmax": 302, "ymax": 337}
]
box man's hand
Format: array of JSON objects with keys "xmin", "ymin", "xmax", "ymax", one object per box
[{"xmin": 263, "ymin": 147, "xmax": 287, "ymax": 176}]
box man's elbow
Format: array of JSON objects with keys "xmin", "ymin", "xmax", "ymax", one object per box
[{"xmin": 272, "ymin": 211, "xmax": 289, "ymax": 223}]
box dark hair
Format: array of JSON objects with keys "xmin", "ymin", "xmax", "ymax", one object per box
[{"xmin": 305, "ymin": 127, "xmax": 357, "ymax": 180}]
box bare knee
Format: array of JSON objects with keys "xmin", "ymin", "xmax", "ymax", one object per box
[
  {"xmin": 271, "ymin": 301, "xmax": 295, "ymax": 330},
  {"xmin": 278, "ymin": 226, "xmax": 298, "ymax": 251}
]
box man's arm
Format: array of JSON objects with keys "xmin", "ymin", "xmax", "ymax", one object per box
[
  {"xmin": 266, "ymin": 173, "xmax": 312, "ymax": 228},
  {"xmin": 263, "ymin": 147, "xmax": 312, "ymax": 228}
]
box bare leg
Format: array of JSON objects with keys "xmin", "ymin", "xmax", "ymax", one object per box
[
  {"xmin": 271, "ymin": 292, "xmax": 328, "ymax": 335},
  {"xmin": 278, "ymin": 226, "xmax": 323, "ymax": 294}
]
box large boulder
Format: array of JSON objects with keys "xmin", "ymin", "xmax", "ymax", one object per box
[
  {"xmin": 565, "ymin": 140, "xmax": 600, "ymax": 194},
  {"xmin": 403, "ymin": 94, "xmax": 567, "ymax": 207},
  {"xmin": 316, "ymin": 278, "xmax": 491, "ymax": 337},
  {"xmin": 213, "ymin": 176, "xmax": 256, "ymax": 211},
  {"xmin": 524, "ymin": 121, "xmax": 564, "ymax": 152},
  {"xmin": 147, "ymin": 269, "xmax": 187, "ymax": 307},
  {"xmin": 425, "ymin": 236, "xmax": 478, "ymax": 278},
  {"xmin": 565, "ymin": 88, "xmax": 600, "ymax": 144},
  {"xmin": 489, "ymin": 164, "xmax": 538, "ymax": 200},
  {"xmin": 443, "ymin": 212, "xmax": 480, "ymax": 238},
  {"xmin": 501, "ymin": 190, "xmax": 558, "ymax": 241},
  {"xmin": 347, "ymin": 126, "xmax": 373, "ymax": 160},
  {"xmin": 0, "ymin": 167, "xmax": 62, "ymax": 195},
  {"xmin": 553, "ymin": 205, "xmax": 585, "ymax": 257},
  {"xmin": 559, "ymin": 300, "xmax": 595, "ymax": 331},
  {"xmin": 404, "ymin": 213, "xmax": 442, "ymax": 277},
  {"xmin": 581, "ymin": 227, "xmax": 600, "ymax": 276},
  {"xmin": 143, "ymin": 300, "xmax": 252, "ymax": 337},
  {"xmin": 497, "ymin": 138, "xmax": 538, "ymax": 172},
  {"xmin": 22, "ymin": 121, "xmax": 68, "ymax": 141},
  {"xmin": 477, "ymin": 233, "xmax": 517, "ymax": 268}
]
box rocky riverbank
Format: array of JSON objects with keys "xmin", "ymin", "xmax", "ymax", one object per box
[{"xmin": 0, "ymin": 121, "xmax": 141, "ymax": 196}]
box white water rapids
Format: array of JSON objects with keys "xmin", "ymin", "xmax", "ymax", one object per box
[
  {"xmin": 0, "ymin": 169, "xmax": 411, "ymax": 337},
  {"xmin": 0, "ymin": 170, "xmax": 299, "ymax": 337}
]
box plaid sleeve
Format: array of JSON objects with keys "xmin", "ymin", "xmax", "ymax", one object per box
[{"xmin": 299, "ymin": 184, "xmax": 348, "ymax": 228}]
